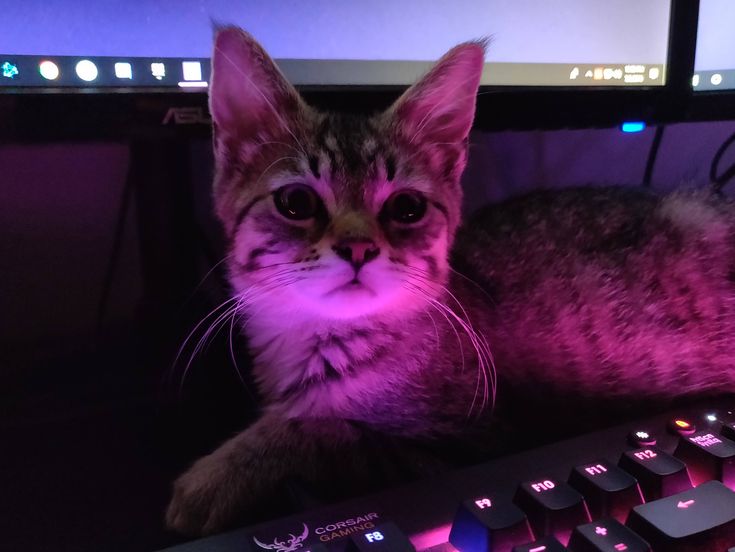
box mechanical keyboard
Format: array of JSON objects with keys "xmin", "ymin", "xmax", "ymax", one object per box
[{"xmin": 160, "ymin": 397, "xmax": 735, "ymax": 552}]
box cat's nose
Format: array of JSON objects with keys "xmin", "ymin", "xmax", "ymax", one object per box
[{"xmin": 332, "ymin": 239, "xmax": 380, "ymax": 269}]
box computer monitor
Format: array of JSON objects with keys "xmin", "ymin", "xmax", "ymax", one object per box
[
  {"xmin": 1, "ymin": 0, "xmax": 671, "ymax": 91},
  {"xmin": 693, "ymin": 0, "xmax": 735, "ymax": 91}
]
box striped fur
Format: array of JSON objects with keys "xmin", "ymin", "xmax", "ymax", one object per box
[{"xmin": 167, "ymin": 28, "xmax": 735, "ymax": 536}]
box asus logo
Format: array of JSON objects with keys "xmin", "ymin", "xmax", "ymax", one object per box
[{"xmin": 162, "ymin": 107, "xmax": 212, "ymax": 125}]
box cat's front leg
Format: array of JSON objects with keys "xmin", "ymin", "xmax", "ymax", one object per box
[{"xmin": 165, "ymin": 411, "xmax": 364, "ymax": 536}]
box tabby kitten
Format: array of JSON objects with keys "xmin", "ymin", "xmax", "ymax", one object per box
[{"xmin": 167, "ymin": 27, "xmax": 735, "ymax": 535}]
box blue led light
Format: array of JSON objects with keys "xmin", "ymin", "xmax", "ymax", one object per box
[{"xmin": 621, "ymin": 121, "xmax": 646, "ymax": 133}]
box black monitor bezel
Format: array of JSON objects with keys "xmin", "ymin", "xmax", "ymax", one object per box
[{"xmin": 2, "ymin": 0, "xmax": 730, "ymax": 142}]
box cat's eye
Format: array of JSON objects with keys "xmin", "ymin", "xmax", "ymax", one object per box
[
  {"xmin": 273, "ymin": 184, "xmax": 322, "ymax": 221},
  {"xmin": 382, "ymin": 191, "xmax": 427, "ymax": 224}
]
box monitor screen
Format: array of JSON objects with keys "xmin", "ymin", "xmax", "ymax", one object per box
[
  {"xmin": 693, "ymin": 0, "xmax": 735, "ymax": 91},
  {"xmin": 1, "ymin": 1, "xmax": 672, "ymax": 92}
]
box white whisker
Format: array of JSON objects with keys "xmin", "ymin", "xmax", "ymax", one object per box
[{"xmin": 398, "ymin": 264, "xmax": 497, "ymax": 418}]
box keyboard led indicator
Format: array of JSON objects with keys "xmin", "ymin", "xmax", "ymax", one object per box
[
  {"xmin": 669, "ymin": 418, "xmax": 697, "ymax": 435},
  {"xmin": 529, "ymin": 547, "xmax": 546, "ymax": 552},
  {"xmin": 614, "ymin": 544, "xmax": 628, "ymax": 551}
]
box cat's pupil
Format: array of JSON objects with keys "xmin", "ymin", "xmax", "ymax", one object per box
[
  {"xmin": 387, "ymin": 191, "xmax": 427, "ymax": 224},
  {"xmin": 274, "ymin": 184, "xmax": 320, "ymax": 220}
]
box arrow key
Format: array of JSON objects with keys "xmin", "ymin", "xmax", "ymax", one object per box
[{"xmin": 626, "ymin": 480, "xmax": 735, "ymax": 551}]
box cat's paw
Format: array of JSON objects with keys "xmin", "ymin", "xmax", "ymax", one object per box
[{"xmin": 166, "ymin": 451, "xmax": 248, "ymax": 536}]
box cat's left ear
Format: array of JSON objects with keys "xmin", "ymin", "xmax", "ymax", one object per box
[{"xmin": 390, "ymin": 41, "xmax": 485, "ymax": 147}]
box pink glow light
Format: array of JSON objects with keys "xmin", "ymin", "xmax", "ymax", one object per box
[{"xmin": 410, "ymin": 522, "xmax": 452, "ymax": 551}]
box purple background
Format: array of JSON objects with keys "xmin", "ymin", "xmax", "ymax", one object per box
[
  {"xmin": 3, "ymin": 0, "xmax": 670, "ymax": 64},
  {"xmin": 695, "ymin": 0, "xmax": 735, "ymax": 71}
]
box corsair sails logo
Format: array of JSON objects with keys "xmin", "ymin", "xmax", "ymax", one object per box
[{"xmin": 253, "ymin": 523, "xmax": 309, "ymax": 552}]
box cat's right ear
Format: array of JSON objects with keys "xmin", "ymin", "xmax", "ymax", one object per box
[{"xmin": 209, "ymin": 27, "xmax": 302, "ymax": 155}]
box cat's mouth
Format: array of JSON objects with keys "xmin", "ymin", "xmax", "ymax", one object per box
[{"xmin": 326, "ymin": 278, "xmax": 376, "ymax": 297}]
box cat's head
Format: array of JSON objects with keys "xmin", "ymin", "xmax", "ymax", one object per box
[{"xmin": 210, "ymin": 27, "xmax": 484, "ymax": 321}]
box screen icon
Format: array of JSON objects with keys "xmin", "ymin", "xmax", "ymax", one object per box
[
  {"xmin": 39, "ymin": 60, "xmax": 60, "ymax": 80},
  {"xmin": 711, "ymin": 73, "xmax": 723, "ymax": 86},
  {"xmin": 692, "ymin": 74, "xmax": 700, "ymax": 87},
  {"xmin": 569, "ymin": 67, "xmax": 579, "ymax": 80},
  {"xmin": 2, "ymin": 61, "xmax": 19, "ymax": 79},
  {"xmin": 114, "ymin": 62, "xmax": 132, "ymax": 79},
  {"xmin": 75, "ymin": 59, "xmax": 98, "ymax": 82},
  {"xmin": 182, "ymin": 61, "xmax": 202, "ymax": 81},
  {"xmin": 151, "ymin": 62, "xmax": 165, "ymax": 80}
]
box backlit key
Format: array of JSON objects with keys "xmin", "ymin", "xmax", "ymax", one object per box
[
  {"xmin": 618, "ymin": 448, "xmax": 691, "ymax": 501},
  {"xmin": 674, "ymin": 431, "xmax": 735, "ymax": 488},
  {"xmin": 721, "ymin": 420, "xmax": 735, "ymax": 442},
  {"xmin": 449, "ymin": 495, "xmax": 534, "ymax": 552},
  {"xmin": 626, "ymin": 480, "xmax": 735, "ymax": 551},
  {"xmin": 511, "ymin": 536, "xmax": 567, "ymax": 551},
  {"xmin": 568, "ymin": 460, "xmax": 643, "ymax": 523},
  {"xmin": 568, "ymin": 518, "xmax": 650, "ymax": 551},
  {"xmin": 346, "ymin": 522, "xmax": 415, "ymax": 552},
  {"xmin": 514, "ymin": 478, "xmax": 590, "ymax": 545}
]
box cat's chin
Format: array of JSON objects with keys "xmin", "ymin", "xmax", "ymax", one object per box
[{"xmin": 296, "ymin": 284, "xmax": 421, "ymax": 321}]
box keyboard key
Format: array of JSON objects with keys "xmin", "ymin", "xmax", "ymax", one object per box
[
  {"xmin": 568, "ymin": 460, "xmax": 643, "ymax": 523},
  {"xmin": 514, "ymin": 479, "xmax": 590, "ymax": 545},
  {"xmin": 674, "ymin": 431, "xmax": 735, "ymax": 487},
  {"xmin": 303, "ymin": 546, "xmax": 330, "ymax": 552},
  {"xmin": 346, "ymin": 522, "xmax": 415, "ymax": 552},
  {"xmin": 626, "ymin": 480, "xmax": 735, "ymax": 552},
  {"xmin": 568, "ymin": 518, "xmax": 650, "ymax": 552},
  {"xmin": 449, "ymin": 496, "xmax": 534, "ymax": 552},
  {"xmin": 721, "ymin": 420, "xmax": 735, "ymax": 442},
  {"xmin": 512, "ymin": 536, "xmax": 567, "ymax": 551},
  {"xmin": 618, "ymin": 448, "xmax": 691, "ymax": 501}
]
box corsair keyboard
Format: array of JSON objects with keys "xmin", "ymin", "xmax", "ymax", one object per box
[{"xmin": 160, "ymin": 397, "xmax": 735, "ymax": 552}]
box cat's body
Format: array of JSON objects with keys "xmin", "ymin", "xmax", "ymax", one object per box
[{"xmin": 166, "ymin": 28, "xmax": 735, "ymax": 535}]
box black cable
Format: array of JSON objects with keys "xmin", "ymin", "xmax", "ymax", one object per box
[
  {"xmin": 710, "ymin": 130, "xmax": 735, "ymax": 197},
  {"xmin": 642, "ymin": 125, "xmax": 665, "ymax": 187},
  {"xmin": 95, "ymin": 149, "xmax": 136, "ymax": 334}
]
